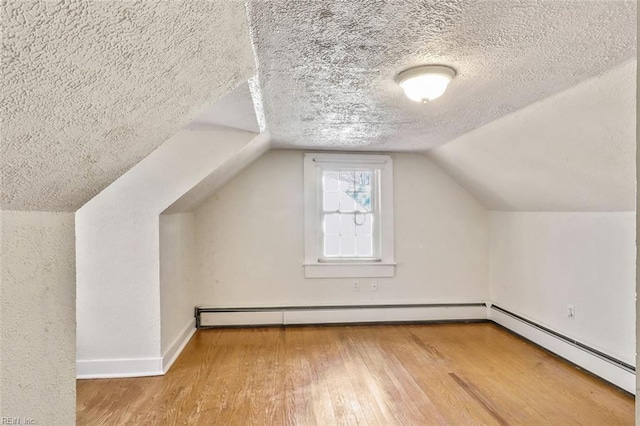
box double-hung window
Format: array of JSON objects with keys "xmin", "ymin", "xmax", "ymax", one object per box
[{"xmin": 303, "ymin": 153, "xmax": 395, "ymax": 278}]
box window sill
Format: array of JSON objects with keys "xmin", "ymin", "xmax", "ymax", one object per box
[{"xmin": 303, "ymin": 262, "xmax": 396, "ymax": 278}]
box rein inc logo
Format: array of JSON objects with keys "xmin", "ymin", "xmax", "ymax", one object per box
[{"xmin": 1, "ymin": 418, "xmax": 35, "ymax": 425}]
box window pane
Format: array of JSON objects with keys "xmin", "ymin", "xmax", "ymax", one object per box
[
  {"xmin": 339, "ymin": 214, "xmax": 355, "ymax": 235},
  {"xmin": 323, "ymin": 171, "xmax": 340, "ymax": 192},
  {"xmin": 339, "ymin": 192, "xmax": 355, "ymax": 212},
  {"xmin": 338, "ymin": 172, "xmax": 351, "ymax": 191},
  {"xmin": 324, "ymin": 235, "xmax": 340, "ymax": 257},
  {"xmin": 355, "ymin": 213, "xmax": 372, "ymax": 235},
  {"xmin": 323, "ymin": 192, "xmax": 339, "ymax": 211},
  {"xmin": 340, "ymin": 235, "xmax": 356, "ymax": 256},
  {"xmin": 324, "ymin": 214, "xmax": 340, "ymax": 236},
  {"xmin": 348, "ymin": 171, "xmax": 372, "ymax": 211},
  {"xmin": 355, "ymin": 202, "xmax": 369, "ymax": 213},
  {"xmin": 356, "ymin": 235, "xmax": 373, "ymax": 256}
]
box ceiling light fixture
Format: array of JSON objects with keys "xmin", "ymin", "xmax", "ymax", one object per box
[{"xmin": 396, "ymin": 65, "xmax": 456, "ymax": 103}]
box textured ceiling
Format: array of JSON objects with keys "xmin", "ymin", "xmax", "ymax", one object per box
[
  {"xmin": 187, "ymin": 82, "xmax": 260, "ymax": 134},
  {"xmin": 1, "ymin": 1, "xmax": 255, "ymax": 211},
  {"xmin": 248, "ymin": 0, "xmax": 636, "ymax": 150},
  {"xmin": 428, "ymin": 60, "xmax": 636, "ymax": 212}
]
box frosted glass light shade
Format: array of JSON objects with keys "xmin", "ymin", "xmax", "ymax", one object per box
[{"xmin": 397, "ymin": 65, "xmax": 456, "ymax": 102}]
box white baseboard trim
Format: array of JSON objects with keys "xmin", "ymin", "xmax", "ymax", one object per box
[
  {"xmin": 489, "ymin": 306, "xmax": 635, "ymax": 394},
  {"xmin": 77, "ymin": 319, "xmax": 196, "ymax": 379},
  {"xmin": 162, "ymin": 318, "xmax": 197, "ymax": 374},
  {"xmin": 197, "ymin": 303, "xmax": 487, "ymax": 327},
  {"xmin": 76, "ymin": 357, "xmax": 163, "ymax": 379}
]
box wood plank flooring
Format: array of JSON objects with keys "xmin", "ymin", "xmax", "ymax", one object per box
[{"xmin": 77, "ymin": 323, "xmax": 634, "ymax": 425}]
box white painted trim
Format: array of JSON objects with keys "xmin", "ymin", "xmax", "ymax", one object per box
[
  {"xmin": 76, "ymin": 319, "xmax": 197, "ymax": 379},
  {"xmin": 76, "ymin": 358, "xmax": 163, "ymax": 379},
  {"xmin": 489, "ymin": 307, "xmax": 635, "ymax": 394},
  {"xmin": 303, "ymin": 152, "xmax": 395, "ymax": 278},
  {"xmin": 198, "ymin": 305, "xmax": 486, "ymax": 327},
  {"xmin": 162, "ymin": 318, "xmax": 197, "ymax": 374},
  {"xmin": 303, "ymin": 263, "xmax": 395, "ymax": 278}
]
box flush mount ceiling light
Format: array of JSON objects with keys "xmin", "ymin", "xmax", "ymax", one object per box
[{"xmin": 396, "ymin": 65, "xmax": 456, "ymax": 103}]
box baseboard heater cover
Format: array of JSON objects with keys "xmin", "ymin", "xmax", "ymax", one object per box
[
  {"xmin": 196, "ymin": 303, "xmax": 487, "ymax": 328},
  {"xmin": 490, "ymin": 304, "xmax": 635, "ymax": 394}
]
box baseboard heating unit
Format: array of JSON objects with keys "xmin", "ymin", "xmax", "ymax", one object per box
[
  {"xmin": 488, "ymin": 304, "xmax": 634, "ymax": 394},
  {"xmin": 195, "ymin": 303, "xmax": 488, "ymax": 328}
]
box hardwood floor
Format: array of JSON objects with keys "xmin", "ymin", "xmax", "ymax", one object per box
[{"xmin": 77, "ymin": 323, "xmax": 634, "ymax": 425}]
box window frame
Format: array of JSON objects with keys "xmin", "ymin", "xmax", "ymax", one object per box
[
  {"xmin": 303, "ymin": 152, "xmax": 395, "ymax": 278},
  {"xmin": 318, "ymin": 167, "xmax": 379, "ymax": 262}
]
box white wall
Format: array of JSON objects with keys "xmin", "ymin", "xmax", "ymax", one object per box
[
  {"xmin": 76, "ymin": 127, "xmax": 258, "ymax": 376},
  {"xmin": 490, "ymin": 212, "xmax": 636, "ymax": 365},
  {"xmin": 194, "ymin": 150, "xmax": 489, "ymax": 307},
  {"xmin": 159, "ymin": 213, "xmax": 197, "ymax": 358},
  {"xmin": 0, "ymin": 211, "xmax": 75, "ymax": 425}
]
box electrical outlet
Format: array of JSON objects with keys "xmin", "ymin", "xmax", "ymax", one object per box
[
  {"xmin": 353, "ymin": 281, "xmax": 360, "ymax": 292},
  {"xmin": 567, "ymin": 304, "xmax": 575, "ymax": 319},
  {"xmin": 371, "ymin": 281, "xmax": 378, "ymax": 292}
]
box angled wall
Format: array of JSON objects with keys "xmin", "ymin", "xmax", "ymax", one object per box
[
  {"xmin": 429, "ymin": 60, "xmax": 635, "ymax": 212},
  {"xmin": 165, "ymin": 131, "xmax": 271, "ymax": 213},
  {"xmin": 76, "ymin": 127, "xmax": 264, "ymax": 378}
]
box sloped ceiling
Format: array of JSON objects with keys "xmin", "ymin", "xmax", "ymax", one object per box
[
  {"xmin": 163, "ymin": 132, "xmax": 271, "ymax": 214},
  {"xmin": 428, "ymin": 60, "xmax": 636, "ymax": 212},
  {"xmin": 186, "ymin": 82, "xmax": 260, "ymax": 134},
  {"xmin": 164, "ymin": 81, "xmax": 269, "ymax": 214},
  {"xmin": 247, "ymin": 0, "xmax": 636, "ymax": 150},
  {"xmin": 1, "ymin": 1, "xmax": 255, "ymax": 212}
]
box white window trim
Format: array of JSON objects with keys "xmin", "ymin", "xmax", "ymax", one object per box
[{"xmin": 303, "ymin": 152, "xmax": 395, "ymax": 278}]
